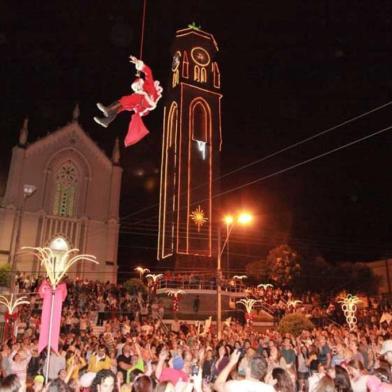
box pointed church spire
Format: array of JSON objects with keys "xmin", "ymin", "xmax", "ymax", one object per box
[
  {"xmin": 112, "ymin": 137, "xmax": 120, "ymax": 164},
  {"xmin": 19, "ymin": 118, "xmax": 29, "ymax": 146},
  {"xmin": 72, "ymin": 103, "xmax": 80, "ymax": 121}
]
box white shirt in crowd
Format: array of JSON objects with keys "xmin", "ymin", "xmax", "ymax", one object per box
[{"xmin": 223, "ymin": 380, "xmax": 275, "ymax": 392}]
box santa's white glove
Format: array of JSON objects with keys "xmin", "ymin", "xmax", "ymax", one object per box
[{"xmin": 129, "ymin": 55, "xmax": 144, "ymax": 71}]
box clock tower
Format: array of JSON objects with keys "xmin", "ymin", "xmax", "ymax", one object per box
[{"xmin": 157, "ymin": 26, "xmax": 222, "ymax": 270}]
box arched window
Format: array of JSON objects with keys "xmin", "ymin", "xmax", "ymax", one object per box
[
  {"xmin": 200, "ymin": 67, "xmax": 207, "ymax": 83},
  {"xmin": 53, "ymin": 161, "xmax": 78, "ymax": 217},
  {"xmin": 194, "ymin": 65, "xmax": 200, "ymax": 82},
  {"xmin": 191, "ymin": 102, "xmax": 208, "ymax": 142},
  {"xmin": 167, "ymin": 102, "xmax": 178, "ymax": 148}
]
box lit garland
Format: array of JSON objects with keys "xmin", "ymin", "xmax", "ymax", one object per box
[
  {"xmin": 338, "ymin": 294, "xmax": 361, "ymax": 330},
  {"xmin": 190, "ymin": 206, "xmax": 208, "ymax": 232},
  {"xmin": 22, "ymin": 247, "xmax": 98, "ymax": 287}
]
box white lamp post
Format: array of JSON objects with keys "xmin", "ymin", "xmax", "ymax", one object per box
[{"xmin": 10, "ymin": 184, "xmax": 37, "ymax": 290}]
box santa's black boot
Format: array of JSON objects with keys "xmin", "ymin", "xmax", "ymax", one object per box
[
  {"xmin": 96, "ymin": 101, "xmax": 121, "ymax": 117},
  {"xmin": 93, "ymin": 112, "xmax": 118, "ymax": 128}
]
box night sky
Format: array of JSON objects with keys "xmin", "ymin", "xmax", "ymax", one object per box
[{"xmin": 2, "ymin": 1, "xmax": 392, "ymax": 278}]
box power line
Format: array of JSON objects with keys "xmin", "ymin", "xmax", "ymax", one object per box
[
  {"xmin": 120, "ymin": 122, "xmax": 392, "ymax": 233},
  {"xmin": 120, "ymin": 99, "xmax": 392, "ymax": 223}
]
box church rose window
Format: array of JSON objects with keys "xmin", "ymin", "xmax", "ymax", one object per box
[{"xmin": 53, "ymin": 161, "xmax": 78, "ymax": 217}]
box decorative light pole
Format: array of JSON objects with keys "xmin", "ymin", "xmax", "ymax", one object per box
[
  {"xmin": 257, "ymin": 283, "xmax": 273, "ymax": 290},
  {"xmin": 134, "ymin": 266, "xmax": 150, "ymax": 280},
  {"xmin": 146, "ymin": 273, "xmax": 163, "ymax": 296},
  {"xmin": 286, "ymin": 299, "xmax": 302, "ymax": 312},
  {"xmin": 237, "ymin": 298, "xmax": 260, "ymax": 326},
  {"xmin": 338, "ymin": 294, "xmax": 361, "ymax": 331},
  {"xmin": 0, "ymin": 294, "xmax": 30, "ymax": 342},
  {"xmin": 217, "ymin": 212, "xmax": 253, "ymax": 338},
  {"xmin": 167, "ymin": 289, "xmax": 185, "ymax": 314},
  {"xmin": 22, "ymin": 244, "xmax": 98, "ymax": 384}
]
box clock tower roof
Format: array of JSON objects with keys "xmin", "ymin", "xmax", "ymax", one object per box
[{"xmin": 175, "ymin": 27, "xmax": 219, "ymax": 52}]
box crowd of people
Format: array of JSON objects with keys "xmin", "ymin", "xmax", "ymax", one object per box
[{"xmin": 0, "ymin": 275, "xmax": 391, "ymax": 392}]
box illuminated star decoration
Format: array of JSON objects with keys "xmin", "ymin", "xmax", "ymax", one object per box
[{"xmin": 190, "ymin": 206, "xmax": 208, "ymax": 232}]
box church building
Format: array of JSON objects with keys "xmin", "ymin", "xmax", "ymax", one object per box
[{"xmin": 0, "ymin": 108, "xmax": 122, "ymax": 282}]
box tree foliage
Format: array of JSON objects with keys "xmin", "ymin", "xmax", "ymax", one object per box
[
  {"xmin": 123, "ymin": 278, "xmax": 147, "ymax": 295},
  {"xmin": 0, "ymin": 264, "xmax": 11, "ymax": 287},
  {"xmin": 278, "ymin": 312, "xmax": 315, "ymax": 337},
  {"xmin": 266, "ymin": 244, "xmax": 301, "ymax": 287}
]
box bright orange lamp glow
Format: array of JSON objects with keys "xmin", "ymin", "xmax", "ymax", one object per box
[
  {"xmin": 237, "ymin": 212, "xmax": 253, "ymax": 225},
  {"xmin": 224, "ymin": 215, "xmax": 234, "ymax": 225}
]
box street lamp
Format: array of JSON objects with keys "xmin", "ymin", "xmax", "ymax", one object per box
[
  {"xmin": 217, "ymin": 211, "xmax": 253, "ymax": 338},
  {"xmin": 10, "ymin": 184, "xmax": 37, "ymax": 290}
]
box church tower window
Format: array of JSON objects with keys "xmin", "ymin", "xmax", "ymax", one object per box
[{"xmin": 53, "ymin": 161, "xmax": 78, "ymax": 217}]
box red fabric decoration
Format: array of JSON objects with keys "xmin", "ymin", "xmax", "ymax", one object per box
[{"xmin": 124, "ymin": 114, "xmax": 150, "ymax": 147}]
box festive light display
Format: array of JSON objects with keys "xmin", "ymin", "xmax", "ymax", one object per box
[
  {"xmin": 257, "ymin": 283, "xmax": 273, "ymax": 290},
  {"xmin": 22, "ymin": 247, "xmax": 97, "ymax": 287},
  {"xmin": 22, "ymin": 246, "xmax": 98, "ymax": 383},
  {"xmin": 157, "ymin": 27, "xmax": 223, "ymax": 265},
  {"xmin": 167, "ymin": 289, "xmax": 185, "ymax": 313},
  {"xmin": 237, "ymin": 298, "xmax": 260, "ymax": 325},
  {"xmin": 232, "ymin": 275, "xmax": 247, "ymax": 281},
  {"xmin": 338, "ymin": 294, "xmax": 362, "ymax": 330},
  {"xmin": 287, "ymin": 299, "xmax": 302, "ymax": 308},
  {"xmin": 0, "ymin": 294, "xmax": 30, "ymax": 342},
  {"xmin": 134, "ymin": 267, "xmax": 150, "ymax": 280},
  {"xmin": 146, "ymin": 273, "xmax": 163, "ymax": 283},
  {"xmin": 190, "ymin": 205, "xmax": 208, "ymax": 232}
]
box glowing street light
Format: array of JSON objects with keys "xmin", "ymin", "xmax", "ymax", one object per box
[
  {"xmin": 237, "ymin": 212, "xmax": 253, "ymax": 225},
  {"xmin": 224, "ymin": 215, "xmax": 234, "ymax": 225},
  {"xmin": 217, "ymin": 211, "xmax": 253, "ymax": 338}
]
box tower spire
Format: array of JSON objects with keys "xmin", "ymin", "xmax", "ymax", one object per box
[
  {"xmin": 72, "ymin": 103, "xmax": 80, "ymax": 121},
  {"xmin": 112, "ymin": 137, "xmax": 120, "ymax": 164},
  {"xmin": 19, "ymin": 118, "xmax": 29, "ymax": 146}
]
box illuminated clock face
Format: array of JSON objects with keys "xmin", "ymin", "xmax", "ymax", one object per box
[
  {"xmin": 172, "ymin": 51, "xmax": 181, "ymax": 71},
  {"xmin": 191, "ymin": 47, "xmax": 210, "ymax": 66}
]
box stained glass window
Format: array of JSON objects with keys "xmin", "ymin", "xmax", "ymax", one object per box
[{"xmin": 53, "ymin": 161, "xmax": 78, "ymax": 217}]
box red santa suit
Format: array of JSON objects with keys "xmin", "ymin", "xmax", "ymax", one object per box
[{"xmin": 118, "ymin": 62, "xmax": 163, "ymax": 147}]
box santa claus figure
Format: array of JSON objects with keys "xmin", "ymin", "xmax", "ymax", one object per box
[{"xmin": 94, "ymin": 55, "xmax": 163, "ymax": 147}]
